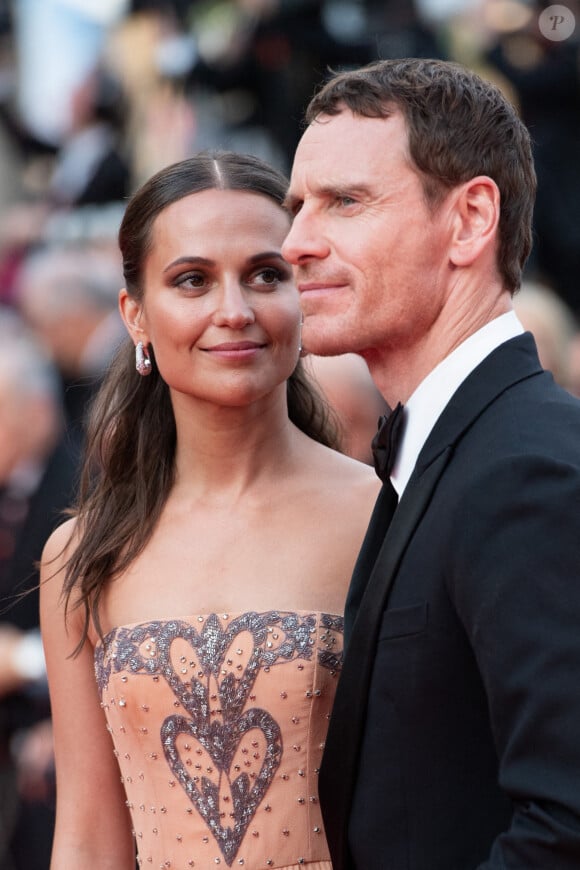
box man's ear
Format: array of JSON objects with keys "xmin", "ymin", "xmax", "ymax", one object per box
[
  {"xmin": 448, "ymin": 176, "xmax": 500, "ymax": 268},
  {"xmin": 119, "ymin": 288, "xmax": 148, "ymax": 345}
]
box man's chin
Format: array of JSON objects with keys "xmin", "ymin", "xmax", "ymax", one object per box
[{"xmin": 302, "ymin": 320, "xmax": 356, "ymax": 358}]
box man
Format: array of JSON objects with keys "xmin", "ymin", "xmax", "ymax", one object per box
[{"xmin": 282, "ymin": 58, "xmax": 580, "ymax": 869}]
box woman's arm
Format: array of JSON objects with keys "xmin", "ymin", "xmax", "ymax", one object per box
[{"xmin": 40, "ymin": 520, "xmax": 135, "ymax": 869}]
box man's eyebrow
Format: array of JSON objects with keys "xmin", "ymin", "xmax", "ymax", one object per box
[
  {"xmin": 322, "ymin": 183, "xmax": 374, "ymax": 198},
  {"xmin": 284, "ymin": 183, "xmax": 374, "ymax": 211}
]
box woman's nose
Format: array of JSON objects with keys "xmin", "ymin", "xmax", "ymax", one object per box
[{"xmin": 213, "ymin": 281, "xmax": 256, "ymax": 328}]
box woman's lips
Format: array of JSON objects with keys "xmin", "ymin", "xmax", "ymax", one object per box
[{"xmin": 202, "ymin": 340, "xmax": 266, "ymax": 358}]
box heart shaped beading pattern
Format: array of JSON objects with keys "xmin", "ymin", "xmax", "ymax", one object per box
[
  {"xmin": 96, "ymin": 611, "xmax": 320, "ymax": 866},
  {"xmin": 162, "ymin": 708, "xmax": 281, "ymax": 864}
]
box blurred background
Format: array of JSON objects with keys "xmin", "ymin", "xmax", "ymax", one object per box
[{"xmin": 0, "ymin": 1, "xmax": 578, "ymax": 867}]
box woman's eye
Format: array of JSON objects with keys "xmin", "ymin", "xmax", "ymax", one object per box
[
  {"xmin": 253, "ymin": 267, "xmax": 284, "ymax": 287},
  {"xmin": 176, "ymin": 272, "xmax": 205, "ymax": 290}
]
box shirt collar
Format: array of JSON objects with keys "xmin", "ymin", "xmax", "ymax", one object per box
[{"xmin": 391, "ymin": 310, "xmax": 524, "ymax": 497}]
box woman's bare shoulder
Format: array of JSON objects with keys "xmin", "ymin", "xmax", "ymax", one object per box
[
  {"xmin": 315, "ymin": 439, "xmax": 378, "ymax": 480},
  {"xmin": 301, "ymin": 439, "xmax": 381, "ymax": 508},
  {"xmin": 41, "ymin": 516, "xmax": 79, "ymax": 573},
  {"xmin": 39, "ymin": 515, "xmax": 92, "ymax": 644}
]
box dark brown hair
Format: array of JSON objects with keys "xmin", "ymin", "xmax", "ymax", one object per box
[
  {"xmin": 62, "ymin": 151, "xmax": 339, "ymax": 650},
  {"xmin": 306, "ymin": 58, "xmax": 536, "ymax": 293}
]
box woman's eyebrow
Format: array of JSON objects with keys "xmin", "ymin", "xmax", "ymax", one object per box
[{"xmin": 163, "ymin": 256, "xmax": 214, "ymax": 273}]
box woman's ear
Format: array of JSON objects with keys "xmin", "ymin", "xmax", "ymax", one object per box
[
  {"xmin": 448, "ymin": 176, "xmax": 500, "ymax": 268},
  {"xmin": 119, "ymin": 288, "xmax": 148, "ymax": 345}
]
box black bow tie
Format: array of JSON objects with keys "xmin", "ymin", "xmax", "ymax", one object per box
[{"xmin": 371, "ymin": 402, "xmax": 405, "ymax": 482}]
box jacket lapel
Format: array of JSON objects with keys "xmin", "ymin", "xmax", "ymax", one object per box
[
  {"xmin": 319, "ymin": 333, "xmax": 544, "ymax": 869},
  {"xmin": 320, "ymin": 445, "xmax": 452, "ymax": 867},
  {"xmin": 344, "ymin": 480, "xmax": 399, "ymax": 645}
]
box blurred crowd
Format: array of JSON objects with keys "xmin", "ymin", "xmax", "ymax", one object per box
[{"xmin": 0, "ymin": 0, "xmax": 578, "ymax": 866}]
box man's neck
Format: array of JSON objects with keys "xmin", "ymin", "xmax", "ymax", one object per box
[{"xmin": 365, "ymin": 295, "xmax": 513, "ymax": 406}]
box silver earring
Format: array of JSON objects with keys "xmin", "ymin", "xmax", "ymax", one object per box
[{"xmin": 135, "ymin": 341, "xmax": 152, "ymax": 376}]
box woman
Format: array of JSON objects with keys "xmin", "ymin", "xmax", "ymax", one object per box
[{"xmin": 40, "ymin": 152, "xmax": 380, "ymax": 869}]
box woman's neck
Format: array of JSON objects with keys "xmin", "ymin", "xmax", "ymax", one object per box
[{"xmin": 170, "ymin": 395, "xmax": 301, "ymax": 504}]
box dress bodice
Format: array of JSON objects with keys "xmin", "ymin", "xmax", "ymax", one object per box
[{"xmin": 95, "ymin": 610, "xmax": 343, "ymax": 869}]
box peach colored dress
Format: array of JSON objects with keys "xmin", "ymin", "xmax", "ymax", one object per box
[{"xmin": 95, "ymin": 610, "xmax": 343, "ymax": 869}]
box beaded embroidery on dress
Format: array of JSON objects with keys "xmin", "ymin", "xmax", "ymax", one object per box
[{"xmin": 95, "ymin": 610, "xmax": 343, "ymax": 869}]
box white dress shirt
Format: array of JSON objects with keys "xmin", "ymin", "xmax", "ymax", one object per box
[{"xmin": 391, "ymin": 311, "xmax": 525, "ymax": 497}]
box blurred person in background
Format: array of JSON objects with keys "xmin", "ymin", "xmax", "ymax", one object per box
[
  {"xmin": 110, "ymin": 0, "xmax": 375, "ymax": 180},
  {"xmin": 0, "ymin": 308, "xmax": 72, "ymax": 870},
  {"xmin": 514, "ymin": 280, "xmax": 579, "ymax": 392},
  {"xmin": 45, "ymin": 63, "xmax": 131, "ymax": 210},
  {"xmin": 179, "ymin": 0, "xmax": 446, "ymax": 170},
  {"xmin": 15, "ymin": 240, "xmax": 127, "ymax": 437},
  {"xmin": 0, "ymin": 62, "xmax": 131, "ymax": 303},
  {"xmin": 485, "ymin": 0, "xmax": 580, "ymax": 315},
  {"xmin": 0, "ymin": 0, "xmax": 131, "ymax": 306},
  {"xmin": 305, "ymin": 354, "xmax": 388, "ymax": 464}
]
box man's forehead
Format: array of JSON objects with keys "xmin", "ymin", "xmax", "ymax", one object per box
[
  {"xmin": 297, "ymin": 108, "xmax": 404, "ymax": 156},
  {"xmin": 289, "ymin": 110, "xmax": 408, "ymax": 191}
]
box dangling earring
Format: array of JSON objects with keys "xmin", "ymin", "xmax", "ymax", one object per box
[{"xmin": 135, "ymin": 341, "xmax": 152, "ymax": 376}]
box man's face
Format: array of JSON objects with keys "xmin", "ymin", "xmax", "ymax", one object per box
[{"xmin": 282, "ymin": 109, "xmax": 453, "ymax": 362}]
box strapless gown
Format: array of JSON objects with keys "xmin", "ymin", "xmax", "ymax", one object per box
[{"xmin": 94, "ymin": 610, "xmax": 343, "ymax": 869}]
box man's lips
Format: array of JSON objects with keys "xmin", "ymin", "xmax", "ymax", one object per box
[{"xmin": 297, "ymin": 281, "xmax": 346, "ymax": 294}]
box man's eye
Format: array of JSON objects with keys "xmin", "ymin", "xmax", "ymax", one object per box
[
  {"xmin": 288, "ymin": 200, "xmax": 303, "ymax": 217},
  {"xmin": 339, "ymin": 195, "xmax": 356, "ymax": 207}
]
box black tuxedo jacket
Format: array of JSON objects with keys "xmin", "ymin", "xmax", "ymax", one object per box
[{"xmin": 320, "ymin": 333, "xmax": 580, "ymax": 869}]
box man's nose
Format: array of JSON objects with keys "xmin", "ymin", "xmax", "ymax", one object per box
[{"xmin": 282, "ymin": 212, "xmax": 330, "ymax": 264}]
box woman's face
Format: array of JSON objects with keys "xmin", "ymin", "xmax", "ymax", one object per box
[{"xmin": 121, "ymin": 188, "xmax": 301, "ymax": 409}]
